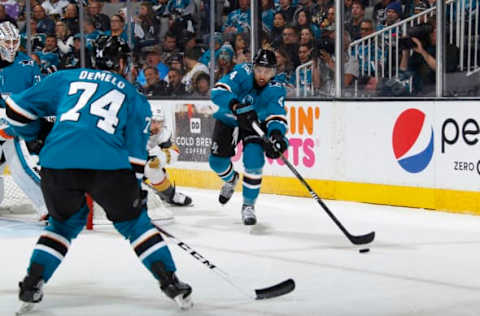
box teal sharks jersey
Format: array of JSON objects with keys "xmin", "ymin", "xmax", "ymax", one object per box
[{"xmin": 6, "ymin": 68, "xmax": 152, "ymax": 172}]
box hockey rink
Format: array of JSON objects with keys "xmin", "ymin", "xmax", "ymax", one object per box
[{"xmin": 1, "ymin": 186, "xmax": 480, "ymax": 316}]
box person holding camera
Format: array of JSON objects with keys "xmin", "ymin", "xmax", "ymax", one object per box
[
  {"xmin": 399, "ymin": 17, "xmax": 459, "ymax": 96},
  {"xmin": 312, "ymin": 31, "xmax": 359, "ymax": 96}
]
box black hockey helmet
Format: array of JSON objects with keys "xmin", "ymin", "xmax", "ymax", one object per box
[
  {"xmin": 91, "ymin": 35, "xmax": 130, "ymax": 71},
  {"xmin": 253, "ymin": 49, "xmax": 277, "ymax": 69}
]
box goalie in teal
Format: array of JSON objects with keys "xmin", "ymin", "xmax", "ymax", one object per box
[
  {"xmin": 209, "ymin": 49, "xmax": 289, "ymax": 226},
  {"xmin": 6, "ymin": 35, "xmax": 192, "ymax": 315}
]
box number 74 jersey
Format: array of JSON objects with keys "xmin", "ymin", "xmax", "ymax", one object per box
[{"xmin": 6, "ymin": 68, "xmax": 152, "ymax": 171}]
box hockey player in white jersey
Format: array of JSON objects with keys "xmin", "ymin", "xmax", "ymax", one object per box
[
  {"xmin": 145, "ymin": 103, "xmax": 192, "ymax": 206},
  {"xmin": 0, "ymin": 21, "xmax": 47, "ymax": 220}
]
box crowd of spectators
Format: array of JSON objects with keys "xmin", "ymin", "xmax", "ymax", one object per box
[{"xmin": 4, "ymin": 0, "xmax": 464, "ymax": 97}]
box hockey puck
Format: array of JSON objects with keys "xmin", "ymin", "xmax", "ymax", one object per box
[{"xmin": 358, "ymin": 248, "xmax": 370, "ymax": 253}]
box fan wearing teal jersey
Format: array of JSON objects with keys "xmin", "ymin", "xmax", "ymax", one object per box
[{"xmin": 6, "ymin": 35, "xmax": 192, "ymax": 315}]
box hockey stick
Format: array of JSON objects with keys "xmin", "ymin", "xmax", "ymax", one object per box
[
  {"xmin": 152, "ymin": 223, "xmax": 295, "ymax": 300},
  {"xmin": 252, "ymin": 122, "xmax": 375, "ymax": 246}
]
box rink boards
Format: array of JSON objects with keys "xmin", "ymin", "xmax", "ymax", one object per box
[{"xmin": 158, "ymin": 100, "xmax": 479, "ymax": 214}]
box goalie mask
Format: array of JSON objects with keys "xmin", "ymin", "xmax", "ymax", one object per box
[
  {"xmin": 0, "ymin": 22, "xmax": 20, "ymax": 63},
  {"xmin": 91, "ymin": 35, "xmax": 130, "ymax": 72}
]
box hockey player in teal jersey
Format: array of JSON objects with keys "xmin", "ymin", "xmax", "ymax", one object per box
[
  {"xmin": 6, "ymin": 35, "xmax": 192, "ymax": 314},
  {"xmin": 209, "ymin": 49, "xmax": 289, "ymax": 225}
]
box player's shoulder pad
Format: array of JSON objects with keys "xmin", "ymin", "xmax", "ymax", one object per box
[
  {"xmin": 266, "ymin": 79, "xmax": 287, "ymax": 93},
  {"xmin": 234, "ymin": 62, "xmax": 253, "ymax": 75}
]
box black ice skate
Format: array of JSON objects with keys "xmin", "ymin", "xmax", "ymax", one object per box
[
  {"xmin": 241, "ymin": 204, "xmax": 257, "ymax": 225},
  {"xmin": 17, "ymin": 264, "xmax": 44, "ymax": 315},
  {"xmin": 219, "ymin": 171, "xmax": 239, "ymax": 205},
  {"xmin": 158, "ymin": 185, "xmax": 192, "ymax": 206},
  {"xmin": 152, "ymin": 262, "xmax": 193, "ymax": 310}
]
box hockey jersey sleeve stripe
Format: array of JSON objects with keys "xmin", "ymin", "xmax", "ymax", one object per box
[
  {"xmin": 213, "ymin": 82, "xmax": 232, "ymax": 92},
  {"xmin": 265, "ymin": 114, "xmax": 288, "ymax": 126},
  {"xmin": 5, "ymin": 96, "xmax": 38, "ymax": 122}
]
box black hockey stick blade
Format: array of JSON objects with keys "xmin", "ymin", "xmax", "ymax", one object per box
[
  {"xmin": 348, "ymin": 231, "xmax": 375, "ymax": 245},
  {"xmin": 254, "ymin": 278, "xmax": 295, "ymax": 300}
]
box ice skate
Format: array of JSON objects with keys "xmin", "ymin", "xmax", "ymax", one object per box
[
  {"xmin": 17, "ymin": 264, "xmax": 44, "ymax": 315},
  {"xmin": 241, "ymin": 204, "xmax": 257, "ymax": 225},
  {"xmin": 219, "ymin": 171, "xmax": 239, "ymax": 205},
  {"xmin": 157, "ymin": 185, "xmax": 192, "ymax": 206},
  {"xmin": 152, "ymin": 262, "xmax": 193, "ymax": 310}
]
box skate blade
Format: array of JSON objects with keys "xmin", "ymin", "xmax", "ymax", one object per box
[
  {"xmin": 174, "ymin": 294, "xmax": 193, "ymax": 310},
  {"xmin": 16, "ymin": 302, "xmax": 35, "ymax": 315}
]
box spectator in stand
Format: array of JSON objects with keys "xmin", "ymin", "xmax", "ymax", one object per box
[
  {"xmin": 88, "ymin": 0, "xmax": 110, "ymax": 32},
  {"xmin": 271, "ymin": 12, "xmax": 287, "ymax": 46},
  {"xmin": 353, "ymin": 19, "xmax": 385, "ymax": 77},
  {"xmin": 346, "ymin": 1, "xmax": 365, "ymax": 41},
  {"xmin": 319, "ymin": 5, "xmax": 335, "ymax": 34},
  {"xmin": 83, "ymin": 17, "xmax": 102, "ymax": 50},
  {"xmin": 33, "ymin": 4, "xmax": 55, "ymax": 35},
  {"xmin": 105, "ymin": 14, "xmax": 129, "ymax": 44},
  {"xmin": 199, "ymin": 32, "xmax": 223, "ymax": 66},
  {"xmin": 41, "ymin": 0, "xmax": 69, "ymax": 17},
  {"xmin": 166, "ymin": 68, "xmax": 187, "ymax": 96},
  {"xmin": 274, "ymin": 47, "xmax": 296, "ymax": 95},
  {"xmin": 295, "ymin": 8, "xmax": 321, "ymax": 39},
  {"xmin": 60, "ymin": 34, "xmax": 92, "ymax": 69},
  {"xmin": 274, "ymin": 25, "xmax": 300, "ymax": 67},
  {"xmin": 141, "ymin": 66, "xmax": 168, "ymax": 97},
  {"xmin": 166, "ymin": 54, "xmax": 184, "ymax": 73},
  {"xmin": 137, "ymin": 48, "xmax": 169, "ymax": 87},
  {"xmin": 278, "ymin": 0, "xmax": 296, "ymax": 24},
  {"xmin": 180, "ymin": 31, "xmax": 197, "ymax": 52},
  {"xmin": 373, "ymin": 0, "xmax": 392, "ymax": 26},
  {"xmin": 160, "ymin": 32, "xmax": 180, "ymax": 65},
  {"xmin": 376, "ymin": 1, "xmax": 402, "ymax": 31},
  {"xmin": 21, "ymin": 19, "xmax": 46, "ymax": 52},
  {"xmin": 292, "ymin": 43, "xmax": 313, "ymax": 95},
  {"xmin": 0, "ymin": 4, "xmax": 16, "ymax": 26},
  {"xmin": 215, "ymin": 44, "xmax": 235, "ymax": 81},
  {"xmin": 222, "ymin": 0, "xmax": 251, "ymax": 37},
  {"xmin": 191, "ymin": 72, "xmax": 210, "ymax": 97},
  {"xmin": 0, "ymin": 0, "xmax": 18, "ymax": 20},
  {"xmin": 35, "ymin": 34, "xmax": 60, "ymax": 74},
  {"xmin": 312, "ymin": 31, "xmax": 359, "ymax": 96},
  {"xmin": 262, "ymin": 0, "xmax": 275, "ymax": 33},
  {"xmin": 62, "ymin": 3, "xmax": 79, "ymax": 35},
  {"xmin": 299, "ymin": 27, "xmax": 315, "ymax": 46},
  {"xmin": 54, "ymin": 20, "xmax": 73, "ymax": 57},
  {"xmin": 135, "ymin": 2, "xmax": 161, "ymax": 51},
  {"xmin": 297, "ymin": 0, "xmax": 320, "ymax": 19},
  {"xmin": 182, "ymin": 46, "xmax": 209, "ymax": 94},
  {"xmin": 399, "ymin": 17, "xmax": 459, "ymax": 96}
]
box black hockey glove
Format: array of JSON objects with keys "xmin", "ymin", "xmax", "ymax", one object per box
[
  {"xmin": 264, "ymin": 130, "xmax": 288, "ymax": 159},
  {"xmin": 230, "ymin": 100, "xmax": 258, "ymax": 132}
]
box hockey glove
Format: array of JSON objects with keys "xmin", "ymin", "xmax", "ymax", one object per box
[
  {"xmin": 264, "ymin": 130, "xmax": 288, "ymax": 159},
  {"xmin": 230, "ymin": 101, "xmax": 258, "ymax": 132}
]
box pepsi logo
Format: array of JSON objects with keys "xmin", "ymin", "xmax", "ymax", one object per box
[{"xmin": 392, "ymin": 108, "xmax": 434, "ymax": 173}]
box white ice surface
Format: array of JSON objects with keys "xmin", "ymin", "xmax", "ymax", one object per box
[{"xmin": 1, "ymin": 186, "xmax": 480, "ymax": 316}]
